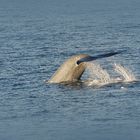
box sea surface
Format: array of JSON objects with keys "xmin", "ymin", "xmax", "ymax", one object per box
[{"xmin": 0, "ymin": 0, "xmax": 140, "ymax": 140}]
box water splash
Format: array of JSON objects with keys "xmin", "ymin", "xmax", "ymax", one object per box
[
  {"xmin": 85, "ymin": 62, "xmax": 136, "ymax": 87},
  {"xmin": 114, "ymin": 63, "xmax": 136, "ymax": 82},
  {"xmin": 86, "ymin": 62, "xmax": 111, "ymax": 85}
]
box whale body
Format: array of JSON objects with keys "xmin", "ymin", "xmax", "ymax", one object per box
[
  {"xmin": 48, "ymin": 54, "xmax": 88, "ymax": 83},
  {"xmin": 48, "ymin": 51, "xmax": 122, "ymax": 83}
]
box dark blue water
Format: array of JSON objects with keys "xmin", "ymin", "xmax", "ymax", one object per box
[{"xmin": 0, "ymin": 0, "xmax": 140, "ymax": 140}]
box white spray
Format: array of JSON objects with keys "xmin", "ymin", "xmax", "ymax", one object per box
[{"xmin": 85, "ymin": 62, "xmax": 136, "ymax": 86}]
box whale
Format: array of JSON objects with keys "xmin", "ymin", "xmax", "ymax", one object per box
[{"xmin": 48, "ymin": 51, "xmax": 122, "ymax": 83}]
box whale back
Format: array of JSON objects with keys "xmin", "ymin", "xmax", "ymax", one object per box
[{"xmin": 48, "ymin": 54, "xmax": 89, "ymax": 83}]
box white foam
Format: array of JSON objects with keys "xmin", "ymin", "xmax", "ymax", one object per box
[
  {"xmin": 114, "ymin": 63, "xmax": 136, "ymax": 82},
  {"xmin": 85, "ymin": 62, "xmax": 136, "ymax": 87}
]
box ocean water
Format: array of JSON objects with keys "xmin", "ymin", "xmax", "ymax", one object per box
[{"xmin": 0, "ymin": 0, "xmax": 140, "ymax": 140}]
